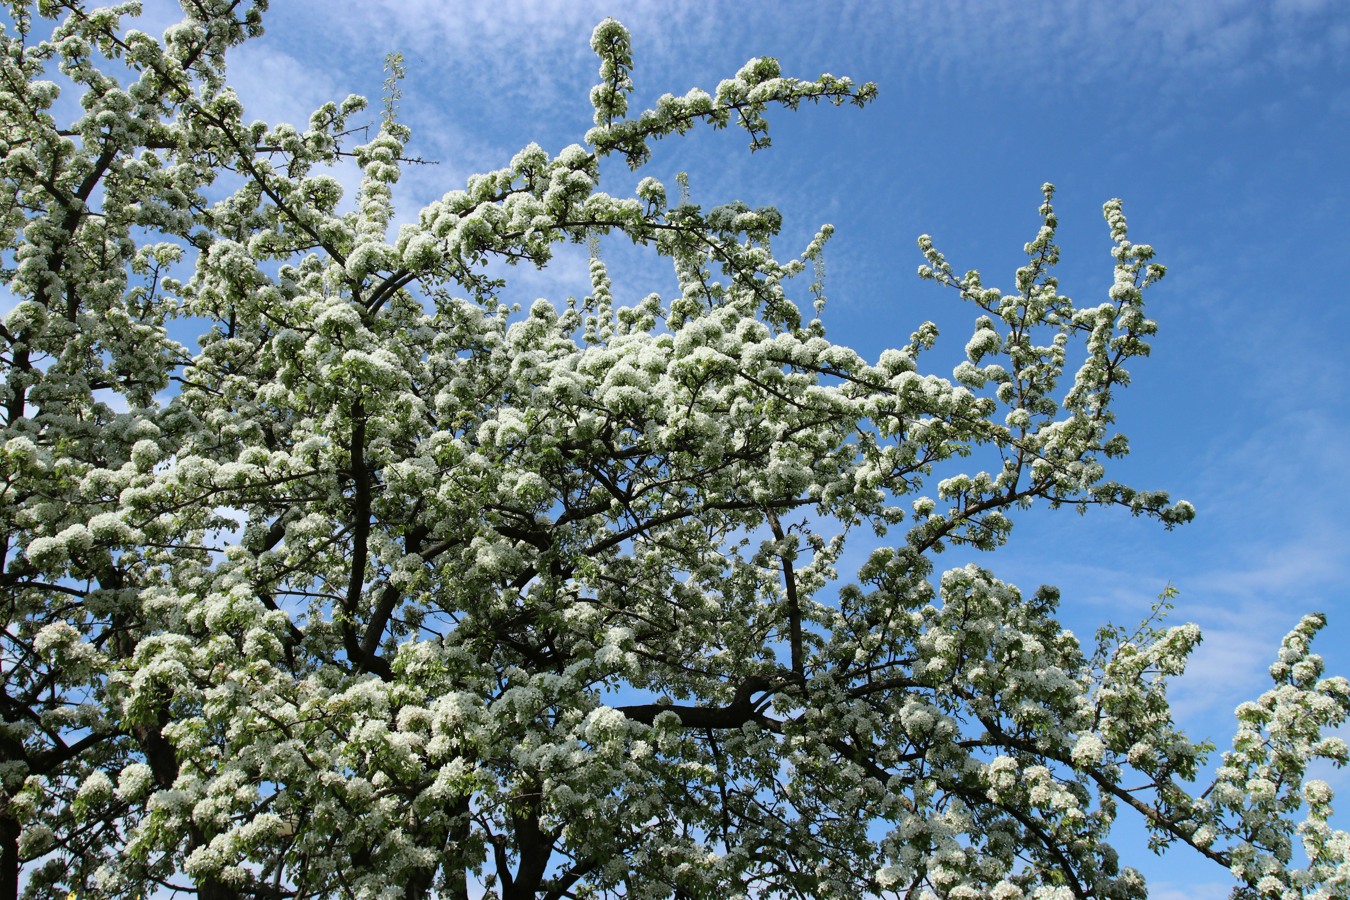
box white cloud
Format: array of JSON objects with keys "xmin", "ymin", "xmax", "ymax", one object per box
[
  {"xmin": 227, "ymin": 43, "xmax": 351, "ymax": 129},
  {"xmin": 1169, "ymin": 605, "xmax": 1287, "ymax": 722},
  {"xmin": 1147, "ymin": 883, "xmax": 1232, "ymax": 900},
  {"xmin": 124, "ymin": 0, "xmax": 1350, "ymax": 137}
]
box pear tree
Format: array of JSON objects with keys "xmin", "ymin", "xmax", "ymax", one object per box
[{"xmin": 1, "ymin": 2, "xmax": 1346, "ymax": 898}]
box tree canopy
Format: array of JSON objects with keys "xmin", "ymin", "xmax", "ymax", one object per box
[{"xmin": 1, "ymin": 2, "xmax": 1347, "ymax": 898}]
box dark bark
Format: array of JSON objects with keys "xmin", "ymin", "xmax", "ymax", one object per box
[
  {"xmin": 617, "ymin": 674, "xmax": 780, "ymax": 729},
  {"xmin": 766, "ymin": 511, "xmax": 804, "ymax": 676},
  {"xmin": 341, "ymin": 400, "xmax": 392, "ymax": 681},
  {"xmin": 135, "ymin": 718, "xmax": 241, "ymax": 900},
  {"xmin": 441, "ymin": 798, "xmax": 472, "ymax": 900},
  {"xmin": 0, "ymin": 813, "xmax": 18, "ymax": 900},
  {"xmin": 501, "ymin": 788, "xmax": 552, "ymax": 900}
]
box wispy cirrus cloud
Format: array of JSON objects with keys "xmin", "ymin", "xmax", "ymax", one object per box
[{"xmin": 297, "ymin": 0, "xmax": 1350, "ymax": 99}]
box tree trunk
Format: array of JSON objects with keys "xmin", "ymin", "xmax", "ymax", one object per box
[
  {"xmin": 0, "ymin": 813, "xmax": 18, "ymax": 900},
  {"xmin": 136, "ymin": 719, "xmax": 241, "ymax": 900}
]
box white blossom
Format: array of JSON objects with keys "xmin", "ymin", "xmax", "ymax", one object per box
[{"xmin": 0, "ymin": 5, "xmax": 1335, "ymax": 898}]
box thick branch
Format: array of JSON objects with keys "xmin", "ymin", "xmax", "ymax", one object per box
[
  {"xmin": 342, "ymin": 400, "xmax": 391, "ymax": 681},
  {"xmin": 766, "ymin": 510, "xmax": 803, "ymax": 676},
  {"xmin": 617, "ymin": 674, "xmax": 777, "ymax": 728}
]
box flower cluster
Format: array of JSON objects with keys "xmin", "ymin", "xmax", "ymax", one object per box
[{"xmin": 0, "ymin": 5, "xmax": 1341, "ymax": 899}]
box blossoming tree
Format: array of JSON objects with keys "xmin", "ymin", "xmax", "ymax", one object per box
[{"xmin": 1, "ymin": 2, "xmax": 1346, "ymax": 898}]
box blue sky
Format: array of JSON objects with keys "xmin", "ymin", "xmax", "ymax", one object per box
[{"xmin": 106, "ymin": 0, "xmax": 1350, "ymax": 894}]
